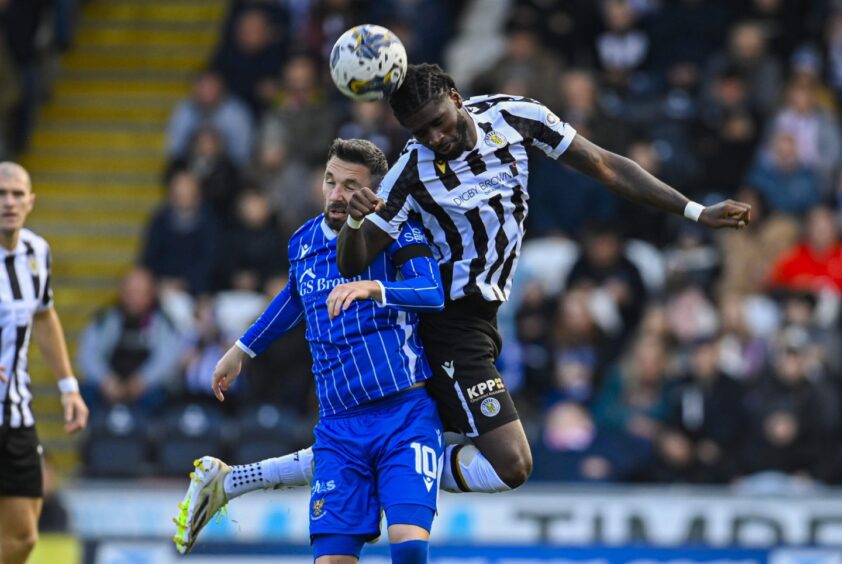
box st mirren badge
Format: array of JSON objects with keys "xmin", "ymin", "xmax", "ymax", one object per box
[{"xmin": 483, "ymin": 131, "xmax": 507, "ymax": 147}]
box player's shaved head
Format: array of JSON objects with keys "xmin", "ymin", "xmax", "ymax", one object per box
[
  {"xmin": 389, "ymin": 63, "xmax": 457, "ymax": 123},
  {"xmin": 0, "ymin": 162, "xmax": 32, "ymax": 191}
]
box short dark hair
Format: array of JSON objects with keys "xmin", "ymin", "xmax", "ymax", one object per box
[
  {"xmin": 389, "ymin": 63, "xmax": 457, "ymax": 123},
  {"xmin": 326, "ymin": 138, "xmax": 388, "ymax": 178}
]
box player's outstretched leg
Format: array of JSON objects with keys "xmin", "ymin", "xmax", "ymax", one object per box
[{"xmin": 172, "ymin": 449, "xmax": 314, "ymax": 553}]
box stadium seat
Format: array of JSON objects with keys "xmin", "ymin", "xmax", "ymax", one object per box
[
  {"xmin": 230, "ymin": 404, "xmax": 313, "ymax": 465},
  {"xmin": 154, "ymin": 402, "xmax": 228, "ymax": 477},
  {"xmin": 84, "ymin": 404, "xmax": 150, "ymax": 478}
]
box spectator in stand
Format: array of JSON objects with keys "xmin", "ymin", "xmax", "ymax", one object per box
[
  {"xmin": 745, "ymin": 130, "xmax": 821, "ymax": 218},
  {"xmin": 166, "ymin": 126, "xmax": 241, "ymax": 225},
  {"xmin": 717, "ymin": 293, "xmax": 769, "ymax": 382},
  {"xmin": 214, "ymin": 188, "xmax": 287, "ymax": 293},
  {"xmin": 718, "ymin": 187, "xmax": 799, "ymax": 296},
  {"xmin": 140, "ymin": 169, "xmax": 218, "ymax": 296},
  {"xmin": 565, "ymin": 222, "xmax": 647, "ymax": 347},
  {"xmin": 704, "ymin": 21, "xmax": 783, "ymax": 118},
  {"xmin": 239, "ymin": 275, "xmax": 314, "ymax": 414},
  {"xmin": 593, "ymin": 0, "xmax": 650, "ymax": 91},
  {"xmin": 258, "ymin": 54, "xmax": 336, "ymax": 167},
  {"xmin": 655, "ymin": 337, "xmax": 745, "ymax": 483},
  {"xmin": 531, "ymin": 400, "xmax": 654, "ymax": 482},
  {"xmin": 556, "ymin": 68, "xmax": 633, "ymax": 154},
  {"xmin": 336, "ymin": 101, "xmax": 409, "ymax": 165},
  {"xmin": 589, "ymin": 334, "xmax": 671, "ymax": 480},
  {"xmin": 472, "ymin": 23, "xmax": 564, "ymax": 110},
  {"xmin": 78, "ymin": 268, "xmax": 182, "ymax": 413},
  {"xmin": 768, "ymin": 78, "xmax": 841, "ymax": 193},
  {"xmin": 546, "ymin": 289, "xmax": 609, "ymax": 407},
  {"xmin": 768, "ymin": 204, "xmax": 842, "ymax": 294},
  {"xmin": 178, "ymin": 298, "xmax": 239, "ymax": 408},
  {"xmin": 211, "ymin": 6, "xmax": 286, "ymax": 116},
  {"xmin": 695, "ymin": 69, "xmax": 761, "ymax": 195},
  {"xmin": 740, "ymin": 326, "xmax": 839, "ymax": 483},
  {"xmin": 166, "ymin": 70, "xmax": 254, "ymax": 166}
]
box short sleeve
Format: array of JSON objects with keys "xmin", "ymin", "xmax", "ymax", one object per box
[
  {"xmin": 499, "ymin": 99, "xmax": 577, "ymax": 160},
  {"xmin": 387, "ymin": 220, "xmax": 433, "ymax": 265},
  {"xmin": 368, "ymin": 149, "xmax": 422, "ymax": 240}
]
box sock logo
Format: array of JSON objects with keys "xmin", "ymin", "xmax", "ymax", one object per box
[
  {"xmin": 411, "ymin": 442, "xmax": 438, "ymax": 492},
  {"xmin": 441, "ymin": 360, "xmax": 455, "ymax": 379}
]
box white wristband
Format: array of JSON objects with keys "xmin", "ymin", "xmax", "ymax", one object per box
[
  {"xmin": 684, "ymin": 201, "xmax": 705, "ymax": 222},
  {"xmin": 346, "ymin": 215, "xmax": 364, "ymax": 230},
  {"xmin": 57, "ymin": 376, "xmax": 79, "ymax": 394}
]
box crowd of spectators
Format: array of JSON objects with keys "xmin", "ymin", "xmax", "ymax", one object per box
[{"xmin": 74, "ymin": 0, "xmax": 842, "ymax": 488}]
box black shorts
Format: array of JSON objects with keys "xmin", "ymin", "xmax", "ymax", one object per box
[
  {"xmin": 419, "ymin": 295, "xmax": 520, "ymax": 437},
  {"xmin": 0, "ymin": 425, "xmax": 43, "ymax": 498}
]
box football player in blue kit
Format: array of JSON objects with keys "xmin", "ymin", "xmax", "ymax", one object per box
[{"xmin": 173, "ymin": 138, "xmax": 444, "ymax": 563}]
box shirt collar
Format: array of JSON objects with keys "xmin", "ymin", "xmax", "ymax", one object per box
[{"xmin": 320, "ymin": 217, "xmax": 337, "ymax": 240}]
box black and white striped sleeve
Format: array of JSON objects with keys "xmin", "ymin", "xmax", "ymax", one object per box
[
  {"xmin": 368, "ymin": 149, "xmax": 422, "ymax": 240},
  {"xmin": 500, "ymin": 99, "xmax": 577, "ymax": 160}
]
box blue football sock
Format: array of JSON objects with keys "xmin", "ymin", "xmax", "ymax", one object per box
[{"xmin": 390, "ymin": 539, "xmax": 428, "ymax": 564}]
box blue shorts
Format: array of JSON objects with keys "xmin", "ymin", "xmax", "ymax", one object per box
[{"xmin": 309, "ymin": 385, "xmax": 443, "ymax": 541}]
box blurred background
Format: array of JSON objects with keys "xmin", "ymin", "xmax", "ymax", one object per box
[{"xmin": 5, "ymin": 0, "xmax": 842, "ymax": 562}]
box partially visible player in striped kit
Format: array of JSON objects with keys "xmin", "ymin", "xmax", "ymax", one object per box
[
  {"xmin": 337, "ymin": 64, "xmax": 753, "ymax": 495},
  {"xmin": 0, "ymin": 162, "xmax": 88, "ymax": 564},
  {"xmin": 174, "ymin": 139, "xmax": 445, "ymax": 563}
]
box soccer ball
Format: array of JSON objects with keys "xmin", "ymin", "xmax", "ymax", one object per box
[{"xmin": 329, "ymin": 24, "xmax": 408, "ymax": 101}]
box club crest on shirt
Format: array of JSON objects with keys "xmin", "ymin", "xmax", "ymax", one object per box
[
  {"xmin": 480, "ymin": 397, "xmax": 501, "ymax": 417},
  {"xmin": 483, "ymin": 131, "xmax": 507, "ymax": 147},
  {"xmin": 27, "ymin": 255, "xmax": 37, "ymax": 273},
  {"xmin": 311, "ymin": 498, "xmax": 326, "ymax": 519}
]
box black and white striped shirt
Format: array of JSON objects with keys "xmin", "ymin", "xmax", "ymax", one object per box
[
  {"xmin": 368, "ymin": 94, "xmax": 577, "ymax": 302},
  {"xmin": 0, "ymin": 229, "xmax": 53, "ymax": 428}
]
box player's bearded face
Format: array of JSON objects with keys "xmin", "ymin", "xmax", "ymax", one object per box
[{"xmin": 323, "ymin": 157, "xmax": 373, "ymax": 231}]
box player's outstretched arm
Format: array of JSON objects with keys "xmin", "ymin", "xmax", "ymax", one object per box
[
  {"xmin": 337, "ymin": 186, "xmax": 394, "ymax": 277},
  {"xmin": 558, "ymin": 134, "xmax": 751, "ymax": 229}
]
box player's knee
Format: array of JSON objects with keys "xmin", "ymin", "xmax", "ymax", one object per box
[{"xmin": 495, "ymin": 448, "xmax": 532, "ymax": 489}]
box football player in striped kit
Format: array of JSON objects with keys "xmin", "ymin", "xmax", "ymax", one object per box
[
  {"xmin": 0, "ymin": 162, "xmax": 88, "ymax": 564},
  {"xmin": 337, "ymin": 63, "xmax": 752, "ymax": 496}
]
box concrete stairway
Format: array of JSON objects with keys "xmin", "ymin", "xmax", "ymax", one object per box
[{"xmin": 19, "ymin": 0, "xmax": 226, "ymax": 474}]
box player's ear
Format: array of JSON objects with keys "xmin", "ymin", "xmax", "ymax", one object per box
[{"xmin": 451, "ymin": 88, "xmax": 462, "ymax": 108}]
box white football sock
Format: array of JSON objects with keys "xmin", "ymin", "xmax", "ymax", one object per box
[
  {"xmin": 223, "ymin": 447, "xmax": 314, "ymax": 500},
  {"xmin": 441, "ymin": 444, "xmax": 511, "ymax": 493}
]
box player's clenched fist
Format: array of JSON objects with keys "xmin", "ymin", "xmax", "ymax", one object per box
[
  {"xmin": 699, "ymin": 199, "xmax": 752, "ymax": 230},
  {"xmin": 347, "ymin": 186, "xmax": 384, "ymax": 220}
]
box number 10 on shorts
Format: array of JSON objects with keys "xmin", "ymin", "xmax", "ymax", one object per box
[{"xmin": 410, "ymin": 442, "xmax": 438, "ymax": 491}]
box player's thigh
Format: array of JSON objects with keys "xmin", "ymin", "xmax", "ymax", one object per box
[
  {"xmin": 376, "ymin": 390, "xmax": 442, "ymax": 526},
  {"xmin": 420, "ymin": 315, "xmax": 520, "ymax": 438},
  {"xmin": 310, "ymin": 420, "xmax": 380, "ymax": 540},
  {"xmin": 0, "ymin": 497, "xmax": 42, "ymax": 542}
]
